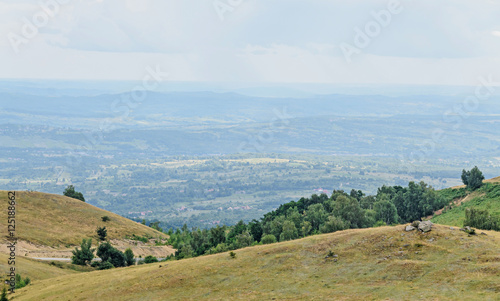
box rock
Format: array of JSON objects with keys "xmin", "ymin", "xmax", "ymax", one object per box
[
  {"xmin": 405, "ymin": 225, "xmax": 416, "ymax": 232},
  {"xmin": 450, "ymin": 227, "xmax": 455, "ymax": 230},
  {"xmin": 428, "ymin": 238, "xmax": 435, "ymax": 242},
  {"xmin": 418, "ymin": 221, "xmax": 433, "ymax": 233},
  {"xmin": 480, "ymin": 232, "xmax": 487, "ymax": 236}
]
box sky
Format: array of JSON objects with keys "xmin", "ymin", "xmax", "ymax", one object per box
[{"xmin": 1, "ymin": 0, "xmax": 500, "ymax": 86}]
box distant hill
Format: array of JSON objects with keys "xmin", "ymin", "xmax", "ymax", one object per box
[
  {"xmin": 432, "ymin": 177, "xmax": 500, "ymax": 227},
  {"xmin": 0, "ymin": 191, "xmax": 168, "ymax": 247},
  {"xmin": 13, "ymin": 224, "xmax": 500, "ymax": 300}
]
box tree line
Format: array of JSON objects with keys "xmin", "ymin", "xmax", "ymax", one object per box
[{"xmin": 166, "ymin": 180, "xmax": 448, "ymax": 260}]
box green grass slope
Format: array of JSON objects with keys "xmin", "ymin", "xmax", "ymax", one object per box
[
  {"xmin": 12, "ymin": 224, "xmax": 500, "ymax": 301},
  {"xmin": 0, "ymin": 191, "xmax": 167, "ymax": 247},
  {"xmin": 432, "ymin": 177, "xmax": 500, "ymax": 227}
]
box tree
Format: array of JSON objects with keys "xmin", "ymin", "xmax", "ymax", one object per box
[
  {"xmin": 149, "ymin": 221, "xmax": 163, "ymax": 232},
  {"xmin": 227, "ymin": 220, "xmax": 247, "ymax": 244},
  {"xmin": 234, "ymin": 231, "xmax": 254, "ymax": 248},
  {"xmin": 279, "ymin": 220, "xmax": 298, "ymax": 241},
  {"xmin": 248, "ymin": 219, "xmax": 263, "ymax": 242},
  {"xmin": 261, "ymin": 234, "xmax": 277, "ymax": 244},
  {"xmin": 300, "ymin": 221, "xmax": 312, "ymax": 237},
  {"xmin": 124, "ymin": 248, "xmax": 135, "ymax": 266},
  {"xmin": 304, "ymin": 204, "xmax": 327, "ymax": 231},
  {"xmin": 374, "ymin": 197, "xmax": 399, "ymax": 225},
  {"xmin": 96, "ymin": 226, "xmax": 107, "ymax": 241},
  {"xmin": 208, "ymin": 225, "xmax": 226, "ymax": 246},
  {"xmin": 462, "ymin": 166, "xmax": 485, "ymax": 190},
  {"xmin": 0, "ymin": 287, "xmax": 8, "ymax": 301},
  {"xmin": 333, "ymin": 196, "xmax": 366, "ymax": 228},
  {"xmin": 63, "ymin": 185, "xmax": 85, "ymax": 202},
  {"xmin": 71, "ymin": 238, "xmax": 95, "ymax": 266},
  {"xmin": 320, "ymin": 216, "xmax": 348, "ymax": 233},
  {"xmin": 96, "ymin": 242, "xmax": 126, "ymax": 268}
]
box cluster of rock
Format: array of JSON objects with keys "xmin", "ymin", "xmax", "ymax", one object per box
[{"xmin": 405, "ymin": 220, "xmax": 433, "ymax": 233}]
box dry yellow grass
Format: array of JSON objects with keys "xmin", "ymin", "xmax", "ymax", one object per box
[
  {"xmin": 12, "ymin": 224, "xmax": 500, "ymax": 301},
  {"xmin": 0, "ymin": 253, "xmax": 80, "ymax": 282},
  {"xmin": 0, "ymin": 191, "xmax": 167, "ymax": 247}
]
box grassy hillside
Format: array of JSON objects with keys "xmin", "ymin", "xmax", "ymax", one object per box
[
  {"xmin": 432, "ymin": 177, "xmax": 500, "ymax": 227},
  {"xmin": 0, "ymin": 191, "xmax": 167, "ymax": 247},
  {"xmin": 0, "ymin": 253, "xmax": 85, "ymax": 282},
  {"xmin": 12, "ymin": 224, "xmax": 500, "ymax": 300}
]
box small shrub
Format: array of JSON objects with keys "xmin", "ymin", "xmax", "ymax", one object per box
[
  {"xmin": 144, "ymin": 255, "xmax": 158, "ymax": 264},
  {"xmin": 15, "ymin": 274, "xmax": 31, "ymax": 289},
  {"xmin": 96, "ymin": 226, "xmax": 107, "ymax": 241},
  {"xmin": 261, "ymin": 234, "xmax": 277, "ymax": 245},
  {"xmin": 373, "ymin": 221, "xmax": 386, "ymax": 227},
  {"xmin": 130, "ymin": 234, "xmax": 149, "ymax": 243},
  {"xmin": 327, "ymin": 250, "xmax": 335, "ymax": 257},
  {"xmin": 90, "ymin": 261, "xmax": 100, "ymax": 268},
  {"xmin": 98, "ymin": 261, "xmax": 114, "ymax": 270},
  {"xmin": 229, "ymin": 251, "xmax": 236, "ymax": 259},
  {"xmin": 101, "ymin": 216, "xmax": 111, "ymax": 222}
]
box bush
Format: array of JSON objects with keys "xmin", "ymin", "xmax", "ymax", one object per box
[
  {"xmin": 15, "ymin": 274, "xmax": 31, "ymax": 289},
  {"xmin": 63, "ymin": 185, "xmax": 85, "ymax": 202},
  {"xmin": 102, "ymin": 216, "xmax": 111, "ymax": 222},
  {"xmin": 98, "ymin": 261, "xmax": 114, "ymax": 270},
  {"xmin": 90, "ymin": 261, "xmax": 100, "ymax": 268},
  {"xmin": 229, "ymin": 251, "xmax": 236, "ymax": 259},
  {"xmin": 71, "ymin": 239, "xmax": 95, "ymax": 266},
  {"xmin": 464, "ymin": 208, "xmax": 500, "ymax": 231},
  {"xmin": 97, "ymin": 242, "xmax": 126, "ymax": 267},
  {"xmin": 144, "ymin": 255, "xmax": 158, "ymax": 264},
  {"xmin": 373, "ymin": 221, "xmax": 387, "ymax": 227},
  {"xmin": 124, "ymin": 248, "xmax": 135, "ymax": 266},
  {"xmin": 261, "ymin": 234, "xmax": 277, "ymax": 244},
  {"xmin": 129, "ymin": 234, "xmax": 149, "ymax": 243}
]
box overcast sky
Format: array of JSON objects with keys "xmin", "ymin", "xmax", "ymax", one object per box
[{"xmin": 1, "ymin": 0, "xmax": 500, "ymax": 86}]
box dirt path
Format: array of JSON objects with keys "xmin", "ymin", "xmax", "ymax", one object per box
[{"xmin": 0, "ymin": 239, "xmax": 175, "ymax": 259}]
